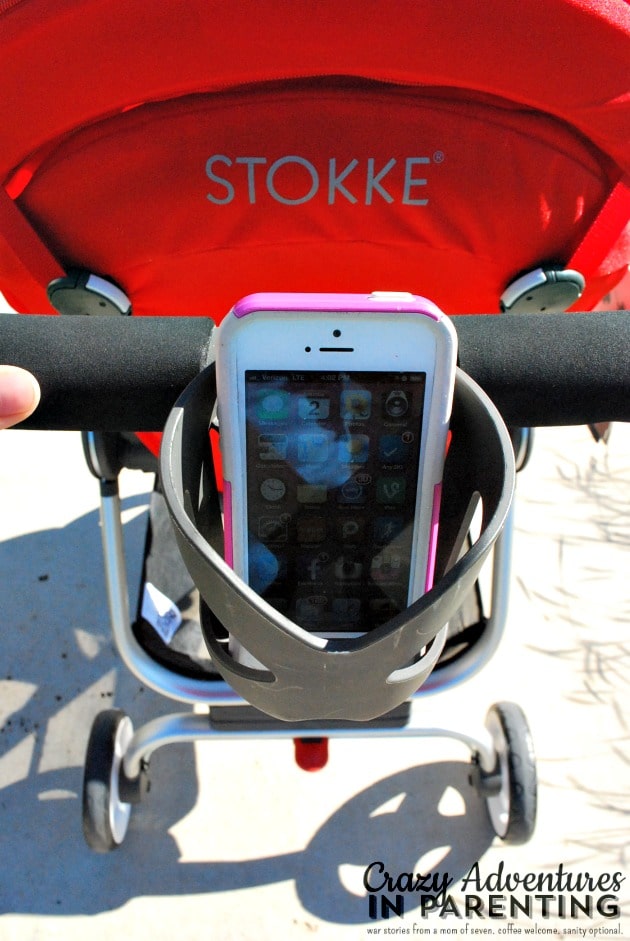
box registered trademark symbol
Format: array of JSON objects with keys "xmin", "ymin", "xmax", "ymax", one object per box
[{"xmin": 433, "ymin": 150, "xmax": 445, "ymax": 163}]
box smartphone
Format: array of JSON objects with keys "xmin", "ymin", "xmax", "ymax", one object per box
[{"xmin": 215, "ymin": 291, "xmax": 457, "ymax": 666}]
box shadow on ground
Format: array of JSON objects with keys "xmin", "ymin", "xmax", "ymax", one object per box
[
  {"xmin": 0, "ymin": 499, "xmax": 494, "ymax": 923},
  {"xmin": 0, "ymin": 754, "xmax": 493, "ymax": 922}
]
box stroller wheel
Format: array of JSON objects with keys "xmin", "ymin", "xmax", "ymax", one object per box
[
  {"xmin": 82, "ymin": 709, "xmax": 134, "ymax": 852},
  {"xmin": 483, "ymin": 702, "xmax": 537, "ymax": 844}
]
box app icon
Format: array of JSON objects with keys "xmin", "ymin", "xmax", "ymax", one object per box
[
  {"xmin": 371, "ymin": 549, "xmax": 405, "ymax": 583},
  {"xmin": 296, "ymin": 517, "xmax": 327, "ymax": 543},
  {"xmin": 374, "ymin": 516, "xmax": 406, "ymax": 545},
  {"xmin": 296, "ymin": 595, "xmax": 327, "ymax": 624},
  {"xmin": 297, "ymin": 433, "xmax": 329, "ymax": 463},
  {"xmin": 340, "ymin": 390, "xmax": 372, "ymax": 421},
  {"xmin": 257, "ymin": 515, "xmax": 289, "ymax": 543},
  {"xmin": 258, "ymin": 433, "xmax": 288, "ymax": 461},
  {"xmin": 337, "ymin": 518, "xmax": 365, "ymax": 542},
  {"xmin": 376, "ymin": 476, "xmax": 406, "ymax": 504},
  {"xmin": 338, "ymin": 434, "xmax": 370, "ymax": 464},
  {"xmin": 255, "ymin": 389, "xmax": 290, "ymax": 421},
  {"xmin": 383, "ymin": 390, "xmax": 411, "ymax": 418},
  {"xmin": 299, "ymin": 551, "xmax": 330, "ymax": 582},
  {"xmin": 334, "ymin": 554, "xmax": 363, "ymax": 581},
  {"xmin": 379, "ymin": 434, "xmax": 411, "ymax": 463},
  {"xmin": 297, "ymin": 483, "xmax": 328, "ymax": 504},
  {"xmin": 260, "ymin": 477, "xmax": 287, "ymax": 502},
  {"xmin": 338, "ymin": 477, "xmax": 367, "ymax": 504},
  {"xmin": 331, "ymin": 597, "xmax": 362, "ymax": 622},
  {"xmin": 298, "ymin": 394, "xmax": 331, "ymax": 420}
]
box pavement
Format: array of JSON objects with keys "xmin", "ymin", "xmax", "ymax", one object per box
[{"xmin": 0, "ymin": 422, "xmax": 628, "ymax": 940}]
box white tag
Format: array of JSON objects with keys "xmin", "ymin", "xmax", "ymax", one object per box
[{"xmin": 141, "ymin": 582, "xmax": 182, "ymax": 644}]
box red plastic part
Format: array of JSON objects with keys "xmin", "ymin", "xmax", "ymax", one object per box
[
  {"xmin": 135, "ymin": 430, "xmax": 162, "ymax": 457},
  {"xmin": 294, "ymin": 737, "xmax": 329, "ymax": 772}
]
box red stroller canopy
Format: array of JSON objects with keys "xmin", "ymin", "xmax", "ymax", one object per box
[{"xmin": 0, "ymin": 0, "xmax": 629, "ymax": 318}]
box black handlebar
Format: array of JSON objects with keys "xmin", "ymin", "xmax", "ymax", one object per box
[
  {"xmin": 0, "ymin": 315, "xmax": 215, "ymax": 431},
  {"xmin": 1, "ymin": 311, "xmax": 628, "ymax": 430}
]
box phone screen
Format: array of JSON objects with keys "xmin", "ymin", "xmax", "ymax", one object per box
[{"xmin": 244, "ymin": 369, "xmax": 426, "ymax": 634}]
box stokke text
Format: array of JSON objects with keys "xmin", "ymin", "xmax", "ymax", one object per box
[{"xmin": 205, "ymin": 155, "xmax": 436, "ymax": 206}]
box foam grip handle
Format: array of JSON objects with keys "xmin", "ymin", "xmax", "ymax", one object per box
[
  {"xmin": 0, "ymin": 315, "xmax": 215, "ymax": 430},
  {"xmin": 454, "ymin": 311, "xmax": 630, "ymax": 426},
  {"xmin": 0, "ymin": 311, "xmax": 628, "ymax": 429}
]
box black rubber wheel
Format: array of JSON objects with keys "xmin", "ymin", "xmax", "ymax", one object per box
[
  {"xmin": 82, "ymin": 709, "xmax": 134, "ymax": 852},
  {"xmin": 484, "ymin": 702, "xmax": 537, "ymax": 844}
]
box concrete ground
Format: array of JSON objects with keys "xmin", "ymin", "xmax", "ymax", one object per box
[{"xmin": 0, "ymin": 422, "xmax": 628, "ymax": 940}]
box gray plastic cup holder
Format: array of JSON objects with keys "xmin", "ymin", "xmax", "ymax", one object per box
[{"xmin": 160, "ymin": 363, "xmax": 515, "ymax": 722}]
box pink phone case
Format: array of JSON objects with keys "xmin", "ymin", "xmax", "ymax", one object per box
[
  {"xmin": 222, "ymin": 291, "xmax": 450, "ymax": 604},
  {"xmin": 232, "ymin": 291, "xmax": 444, "ymax": 322}
]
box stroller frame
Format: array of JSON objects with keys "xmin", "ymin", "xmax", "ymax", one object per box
[{"xmin": 85, "ymin": 443, "xmax": 527, "ymax": 852}]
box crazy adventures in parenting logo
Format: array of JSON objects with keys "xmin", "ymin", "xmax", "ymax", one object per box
[{"xmin": 363, "ymin": 860, "xmax": 625, "ymax": 927}]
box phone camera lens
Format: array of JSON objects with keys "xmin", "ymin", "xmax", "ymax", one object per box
[
  {"xmin": 333, "ymin": 329, "xmax": 342, "ymax": 337},
  {"xmin": 305, "ymin": 346, "xmax": 311, "ymax": 353}
]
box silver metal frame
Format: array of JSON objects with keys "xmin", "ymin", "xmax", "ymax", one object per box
[{"xmin": 98, "ymin": 477, "xmax": 513, "ymax": 780}]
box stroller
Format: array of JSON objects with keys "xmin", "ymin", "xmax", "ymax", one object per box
[{"xmin": 1, "ymin": 0, "xmax": 629, "ymax": 853}]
